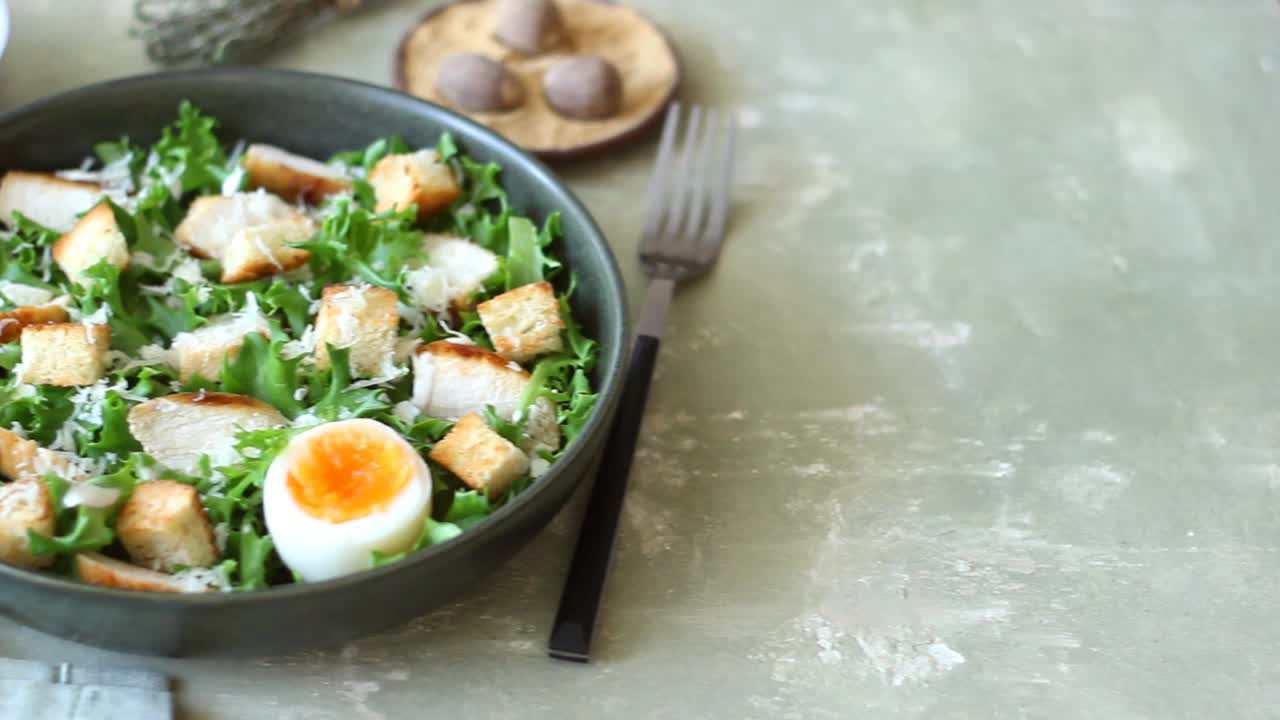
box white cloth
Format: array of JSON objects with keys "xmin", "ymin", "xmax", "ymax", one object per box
[{"xmin": 0, "ymin": 658, "xmax": 172, "ymax": 720}]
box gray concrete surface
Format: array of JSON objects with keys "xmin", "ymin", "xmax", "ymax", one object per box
[{"xmin": 2, "ymin": 1, "xmax": 1280, "ymax": 718}]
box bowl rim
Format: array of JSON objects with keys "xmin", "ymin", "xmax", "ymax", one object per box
[{"xmin": 0, "ymin": 67, "xmax": 629, "ymax": 607}]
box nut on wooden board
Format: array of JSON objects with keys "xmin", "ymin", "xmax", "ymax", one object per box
[{"xmin": 395, "ymin": 0, "xmax": 681, "ymax": 159}]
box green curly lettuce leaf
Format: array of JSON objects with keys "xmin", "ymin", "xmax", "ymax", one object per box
[
  {"xmin": 444, "ymin": 489, "xmax": 491, "ymax": 530},
  {"xmin": 76, "ymin": 390, "xmax": 143, "ymax": 459},
  {"xmin": 329, "ymin": 135, "xmax": 410, "ymax": 174},
  {"xmin": 200, "ymin": 426, "xmax": 303, "ymax": 590},
  {"xmin": 230, "ymin": 523, "xmax": 275, "ymax": 591},
  {"xmin": 306, "ymin": 345, "xmax": 392, "ymax": 421},
  {"xmin": 482, "ymin": 404, "xmax": 524, "ymax": 445},
  {"xmin": 27, "ymin": 457, "xmax": 143, "ymax": 556},
  {"xmin": 71, "ymin": 260, "xmax": 155, "ymax": 354},
  {"xmin": 504, "ymin": 217, "xmax": 545, "ymax": 290},
  {"xmin": 152, "ymin": 101, "xmax": 230, "ymax": 194},
  {"xmin": 385, "ymin": 413, "xmax": 453, "ymax": 455},
  {"xmin": 0, "ymin": 381, "xmax": 75, "ymax": 447},
  {"xmin": 183, "ymin": 332, "xmax": 305, "ymax": 417},
  {"xmin": 561, "ymin": 369, "xmax": 598, "ymax": 444},
  {"xmin": 297, "ymin": 196, "xmax": 424, "ymax": 293},
  {"xmin": 0, "ymin": 344, "xmax": 20, "ymax": 371},
  {"xmin": 0, "ymin": 212, "xmax": 66, "ymax": 288},
  {"xmin": 145, "ymin": 277, "xmax": 207, "ymax": 337},
  {"xmin": 369, "ymin": 517, "xmax": 462, "ymax": 568},
  {"xmin": 509, "ymin": 277, "xmax": 601, "ymax": 446},
  {"xmin": 444, "ymin": 150, "xmax": 510, "ymax": 249}
]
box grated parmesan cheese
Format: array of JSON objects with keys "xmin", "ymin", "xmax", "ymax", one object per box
[
  {"xmin": 221, "ymin": 141, "xmax": 247, "ymax": 196},
  {"xmin": 530, "ymin": 457, "xmax": 551, "ymax": 478},
  {"xmin": 282, "ymin": 323, "xmax": 316, "ymax": 360},
  {"xmin": 437, "ymin": 317, "xmax": 475, "ymax": 346},
  {"xmin": 0, "ymin": 282, "xmax": 54, "ymax": 308},
  {"xmin": 392, "ymin": 400, "xmax": 420, "ymax": 425},
  {"xmin": 213, "ymin": 522, "xmax": 230, "ymax": 553},
  {"xmin": 347, "ymin": 352, "xmax": 408, "ymax": 390},
  {"xmin": 62, "ymin": 482, "xmax": 121, "ymax": 509},
  {"xmin": 174, "ymin": 564, "xmax": 232, "ymax": 592},
  {"xmin": 81, "ymin": 305, "xmax": 111, "ymax": 345}
]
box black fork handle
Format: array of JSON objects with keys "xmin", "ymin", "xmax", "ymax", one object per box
[{"xmin": 547, "ymin": 333, "xmax": 660, "ymax": 662}]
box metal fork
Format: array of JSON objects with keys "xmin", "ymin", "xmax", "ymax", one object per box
[{"xmin": 548, "ymin": 103, "xmax": 737, "ymax": 662}]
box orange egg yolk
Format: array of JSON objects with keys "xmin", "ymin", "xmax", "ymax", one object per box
[{"xmin": 286, "ymin": 427, "xmax": 413, "ymax": 524}]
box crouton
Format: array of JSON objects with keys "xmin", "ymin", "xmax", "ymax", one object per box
[
  {"xmin": 117, "ymin": 479, "xmax": 218, "ymax": 572},
  {"xmin": 75, "ymin": 552, "xmax": 212, "ymax": 593},
  {"xmin": 411, "ymin": 340, "xmax": 530, "ymax": 420},
  {"xmin": 19, "ymin": 323, "xmax": 110, "ymax": 386},
  {"xmin": 170, "ymin": 311, "xmax": 272, "ymax": 382},
  {"xmin": 0, "ymin": 304, "xmax": 68, "ymax": 343},
  {"xmin": 220, "ymin": 217, "xmax": 315, "ymax": 283},
  {"xmin": 404, "ymin": 234, "xmax": 499, "ymax": 313},
  {"xmin": 369, "ymin": 150, "xmax": 461, "ymax": 221},
  {"xmin": 52, "ymin": 201, "xmax": 130, "ymax": 285},
  {"xmin": 174, "ymin": 191, "xmax": 300, "ymax": 259},
  {"xmin": 0, "ymin": 480, "xmax": 55, "ymax": 568},
  {"xmin": 0, "ymin": 282, "xmax": 55, "ymax": 308},
  {"xmin": 127, "ymin": 392, "xmax": 287, "ymax": 474},
  {"xmin": 477, "ymin": 281, "xmax": 564, "ymax": 362},
  {"xmin": 0, "ymin": 171, "xmax": 102, "ymax": 232},
  {"xmin": 243, "ymin": 143, "xmax": 353, "ymax": 203},
  {"xmin": 429, "ymin": 412, "xmax": 529, "ymax": 496},
  {"xmin": 0, "ymin": 428, "xmax": 84, "ymax": 483},
  {"xmin": 313, "ymin": 283, "xmax": 399, "ymax": 376}
]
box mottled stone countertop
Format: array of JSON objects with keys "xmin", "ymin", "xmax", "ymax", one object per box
[{"xmin": 4, "ymin": 1, "xmax": 1280, "ymax": 718}]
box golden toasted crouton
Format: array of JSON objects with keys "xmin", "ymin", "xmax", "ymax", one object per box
[
  {"xmin": 429, "ymin": 413, "xmax": 529, "ymax": 496},
  {"xmin": 117, "ymin": 479, "xmax": 218, "ymax": 572},
  {"xmin": 0, "ymin": 428, "xmax": 84, "ymax": 483},
  {"xmin": 128, "ymin": 392, "xmax": 288, "ymax": 474},
  {"xmin": 52, "ymin": 201, "xmax": 130, "ymax": 285},
  {"xmin": 220, "ymin": 217, "xmax": 315, "ymax": 283},
  {"xmin": 19, "ymin": 323, "xmax": 110, "ymax": 386},
  {"xmin": 0, "ymin": 171, "xmax": 102, "ymax": 232},
  {"xmin": 0, "ymin": 304, "xmax": 69, "ymax": 343},
  {"xmin": 314, "ymin": 283, "xmax": 399, "ymax": 376},
  {"xmin": 170, "ymin": 311, "xmax": 272, "ymax": 382},
  {"xmin": 243, "ymin": 143, "xmax": 353, "ymax": 203},
  {"xmin": 174, "ymin": 191, "xmax": 301, "ymax": 259},
  {"xmin": 404, "ymin": 234, "xmax": 499, "ymax": 314},
  {"xmin": 477, "ymin": 281, "xmax": 564, "ymax": 363},
  {"xmin": 411, "ymin": 340, "xmax": 530, "ymax": 421},
  {"xmin": 0, "ymin": 480, "xmax": 55, "ymax": 568},
  {"xmin": 369, "ymin": 150, "xmax": 460, "ymax": 221},
  {"xmin": 75, "ymin": 552, "xmax": 212, "ymax": 593}
]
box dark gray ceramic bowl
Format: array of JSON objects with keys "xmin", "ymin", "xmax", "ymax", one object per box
[{"xmin": 0, "ymin": 69, "xmax": 627, "ymax": 657}]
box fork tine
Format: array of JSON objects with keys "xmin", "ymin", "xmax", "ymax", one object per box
[
  {"xmin": 678, "ymin": 109, "xmax": 719, "ymax": 242},
  {"xmin": 640, "ymin": 102, "xmax": 682, "ymax": 242},
  {"xmin": 699, "ymin": 114, "xmax": 737, "ymax": 254},
  {"xmin": 659, "ymin": 105, "xmax": 703, "ymax": 243}
]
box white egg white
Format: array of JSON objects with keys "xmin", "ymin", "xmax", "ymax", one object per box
[{"xmin": 263, "ymin": 418, "xmax": 432, "ymax": 582}]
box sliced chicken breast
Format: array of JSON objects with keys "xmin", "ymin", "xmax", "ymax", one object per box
[
  {"xmin": 404, "ymin": 235, "xmax": 499, "ymax": 313},
  {"xmin": 127, "ymin": 392, "xmax": 287, "ymax": 474},
  {"xmin": 174, "ymin": 191, "xmax": 301, "ymax": 259},
  {"xmin": 412, "ymin": 341, "xmax": 529, "ymax": 421},
  {"xmin": 243, "ymin": 143, "xmax": 352, "ymax": 203}
]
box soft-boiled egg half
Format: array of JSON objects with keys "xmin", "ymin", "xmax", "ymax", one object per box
[{"xmin": 263, "ymin": 418, "xmax": 432, "ymax": 582}]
